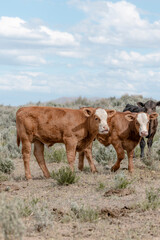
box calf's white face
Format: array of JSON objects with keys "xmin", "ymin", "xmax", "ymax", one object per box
[
  {"xmin": 137, "ymin": 113, "xmax": 149, "ymax": 137},
  {"xmin": 95, "ymin": 108, "xmax": 109, "ymax": 134}
]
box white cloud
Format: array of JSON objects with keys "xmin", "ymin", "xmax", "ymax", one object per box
[
  {"xmin": 0, "ymin": 17, "xmax": 34, "ymax": 38},
  {"xmin": 0, "ymin": 16, "xmax": 79, "ymax": 66},
  {"xmin": 39, "ymin": 26, "xmax": 77, "ymax": 46},
  {"xmin": 17, "ymin": 55, "xmax": 46, "ymax": 65},
  {"xmin": 57, "ymin": 50, "xmax": 86, "ymax": 58},
  {"xmin": 0, "ymin": 16, "xmax": 77, "ymax": 46},
  {"xmin": 103, "ymin": 50, "xmax": 160, "ymax": 69},
  {"xmin": 1, "ymin": 1, "xmax": 160, "ymax": 103},
  {"xmin": 0, "ymin": 72, "xmax": 50, "ymax": 91},
  {"xmin": 70, "ymin": 0, "xmax": 160, "ymax": 47}
]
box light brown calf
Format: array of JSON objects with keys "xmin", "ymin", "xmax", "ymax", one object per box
[
  {"xmin": 78, "ymin": 111, "xmax": 158, "ymax": 173},
  {"xmin": 16, "ymin": 106, "xmax": 116, "ymax": 179}
]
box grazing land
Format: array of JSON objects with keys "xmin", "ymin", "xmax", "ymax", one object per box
[{"xmin": 0, "ymin": 95, "xmax": 160, "ymax": 240}]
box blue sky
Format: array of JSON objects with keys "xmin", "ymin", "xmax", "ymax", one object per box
[{"xmin": 1, "ymin": 0, "xmax": 160, "ymax": 105}]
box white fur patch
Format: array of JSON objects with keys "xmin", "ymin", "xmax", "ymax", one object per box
[
  {"xmin": 137, "ymin": 113, "xmax": 149, "ymax": 135},
  {"xmin": 95, "ymin": 108, "xmax": 109, "ymax": 133}
]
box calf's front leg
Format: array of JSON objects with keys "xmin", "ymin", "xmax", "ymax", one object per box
[
  {"xmin": 140, "ymin": 137, "xmax": 146, "ymax": 158},
  {"xmin": 147, "ymin": 135, "xmax": 154, "ymax": 157},
  {"xmin": 127, "ymin": 149, "xmax": 134, "ymax": 172}
]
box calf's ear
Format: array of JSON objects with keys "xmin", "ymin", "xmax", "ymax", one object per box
[
  {"xmin": 106, "ymin": 109, "xmax": 116, "ymax": 118},
  {"xmin": 83, "ymin": 108, "xmax": 93, "ymax": 117},
  {"xmin": 137, "ymin": 102, "xmax": 144, "ymax": 107},
  {"xmin": 156, "ymin": 101, "xmax": 160, "ymax": 106},
  {"xmin": 149, "ymin": 112, "xmax": 158, "ymax": 120},
  {"xmin": 125, "ymin": 113, "xmax": 136, "ymax": 122}
]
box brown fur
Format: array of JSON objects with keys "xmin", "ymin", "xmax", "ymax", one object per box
[
  {"xmin": 16, "ymin": 106, "xmax": 116, "ymax": 179},
  {"xmin": 78, "ymin": 111, "xmax": 158, "ymax": 173}
]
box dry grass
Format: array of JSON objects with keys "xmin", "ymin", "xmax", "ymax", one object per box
[{"xmin": 0, "ymin": 156, "xmax": 159, "ymax": 240}]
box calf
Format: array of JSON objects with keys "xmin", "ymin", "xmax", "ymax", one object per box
[
  {"xmin": 78, "ymin": 111, "xmax": 158, "ymax": 173},
  {"xmin": 123, "ymin": 100, "xmax": 160, "ymax": 157},
  {"xmin": 16, "ymin": 106, "xmax": 116, "ymax": 179}
]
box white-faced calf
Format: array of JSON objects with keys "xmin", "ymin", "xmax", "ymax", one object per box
[
  {"xmin": 16, "ymin": 106, "xmax": 116, "ymax": 179},
  {"xmin": 78, "ymin": 111, "xmax": 158, "ymax": 173}
]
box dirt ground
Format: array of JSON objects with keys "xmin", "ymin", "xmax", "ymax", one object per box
[{"xmin": 1, "ymin": 156, "xmax": 160, "ymax": 240}]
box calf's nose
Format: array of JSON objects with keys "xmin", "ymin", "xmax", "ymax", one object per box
[
  {"xmin": 141, "ymin": 131, "xmax": 148, "ymax": 137},
  {"xmin": 103, "ymin": 125, "xmax": 109, "ymax": 132}
]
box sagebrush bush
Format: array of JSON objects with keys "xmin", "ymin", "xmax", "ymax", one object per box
[
  {"xmin": 0, "ymin": 172, "xmax": 8, "ymax": 182},
  {"xmin": 71, "ymin": 202, "xmax": 99, "ymax": 222},
  {"xmin": 0, "ymin": 196, "xmax": 25, "ymax": 240},
  {"xmin": 141, "ymin": 188, "xmax": 160, "ymax": 211},
  {"xmin": 44, "ymin": 145, "xmax": 67, "ymax": 163},
  {"xmin": 33, "ymin": 200, "xmax": 53, "ymax": 232},
  {"xmin": 51, "ymin": 167, "xmax": 78, "ymax": 185},
  {"xmin": 114, "ymin": 173, "xmax": 131, "ymax": 189},
  {"xmin": 0, "ymin": 127, "xmax": 21, "ymax": 159},
  {"xmin": 19, "ymin": 197, "xmax": 53, "ymax": 232},
  {"xmin": 94, "ymin": 145, "xmax": 116, "ymax": 165}
]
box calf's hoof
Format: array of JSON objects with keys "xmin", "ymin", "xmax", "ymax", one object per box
[
  {"xmin": 45, "ymin": 174, "xmax": 50, "ymax": 179},
  {"xmin": 25, "ymin": 175, "xmax": 32, "ymax": 180},
  {"xmin": 91, "ymin": 168, "xmax": 98, "ymax": 173},
  {"xmin": 128, "ymin": 167, "xmax": 134, "ymax": 173},
  {"xmin": 111, "ymin": 165, "xmax": 120, "ymax": 172},
  {"xmin": 44, "ymin": 171, "xmax": 51, "ymax": 178},
  {"xmin": 78, "ymin": 166, "xmax": 84, "ymax": 171},
  {"xmin": 91, "ymin": 165, "xmax": 98, "ymax": 173}
]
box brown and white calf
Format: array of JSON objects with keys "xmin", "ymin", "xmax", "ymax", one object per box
[
  {"xmin": 78, "ymin": 111, "xmax": 158, "ymax": 173},
  {"xmin": 123, "ymin": 100, "xmax": 160, "ymax": 158},
  {"xmin": 16, "ymin": 106, "xmax": 116, "ymax": 179}
]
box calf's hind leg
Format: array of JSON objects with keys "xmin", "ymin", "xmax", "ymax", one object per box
[
  {"xmin": 34, "ymin": 140, "xmax": 50, "ymax": 178},
  {"xmin": 78, "ymin": 142, "xmax": 97, "ymax": 173},
  {"xmin": 22, "ymin": 139, "xmax": 32, "ymax": 180},
  {"xmin": 111, "ymin": 142, "xmax": 125, "ymax": 172},
  {"xmin": 84, "ymin": 146, "xmax": 97, "ymax": 172},
  {"xmin": 78, "ymin": 147, "xmax": 97, "ymax": 173}
]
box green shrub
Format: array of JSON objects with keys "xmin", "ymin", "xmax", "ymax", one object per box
[
  {"xmin": 97, "ymin": 182, "xmax": 105, "ymax": 191},
  {"xmin": 0, "ymin": 157, "xmax": 14, "ymax": 174},
  {"xmin": 51, "ymin": 167, "xmax": 78, "ymax": 185},
  {"xmin": 114, "ymin": 173, "xmax": 131, "ymax": 189}
]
